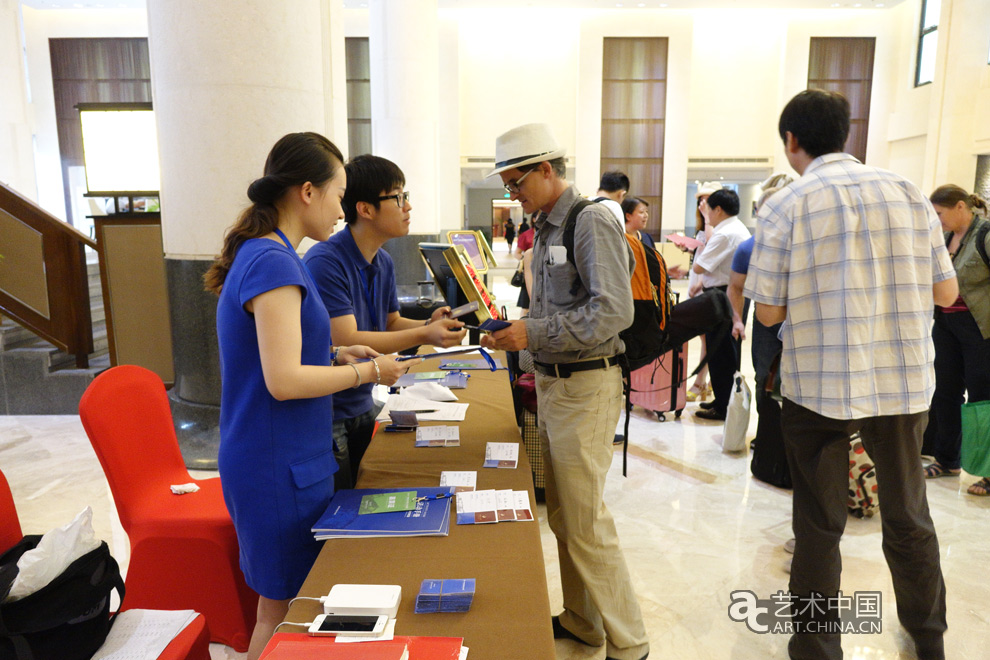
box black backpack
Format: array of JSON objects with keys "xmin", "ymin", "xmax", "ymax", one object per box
[
  {"xmin": 560, "ymin": 199, "xmax": 672, "ymax": 371},
  {"xmin": 560, "ymin": 199, "xmax": 679, "ymax": 475},
  {"xmin": 0, "ymin": 537, "xmax": 124, "ymax": 660}
]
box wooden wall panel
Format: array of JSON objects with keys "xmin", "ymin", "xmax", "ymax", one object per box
[
  {"xmin": 808, "ymin": 37, "xmax": 876, "ymax": 164},
  {"xmin": 601, "ymin": 37, "xmax": 668, "ymax": 235}
]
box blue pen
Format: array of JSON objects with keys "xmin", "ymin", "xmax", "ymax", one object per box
[{"xmin": 417, "ymin": 492, "xmax": 452, "ymax": 502}]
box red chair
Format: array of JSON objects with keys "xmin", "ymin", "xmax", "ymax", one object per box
[
  {"xmin": 0, "ymin": 469, "xmax": 23, "ymax": 552},
  {"xmin": 79, "ymin": 365, "xmax": 257, "ymax": 651}
]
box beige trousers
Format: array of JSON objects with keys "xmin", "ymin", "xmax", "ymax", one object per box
[{"xmin": 536, "ymin": 365, "xmax": 649, "ymax": 660}]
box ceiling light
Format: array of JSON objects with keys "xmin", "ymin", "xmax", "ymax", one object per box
[
  {"xmin": 831, "ymin": 2, "xmax": 840, "ymax": 6},
  {"xmin": 638, "ymin": 2, "xmax": 646, "ymax": 6}
]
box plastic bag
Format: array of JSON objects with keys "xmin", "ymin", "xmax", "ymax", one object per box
[
  {"xmin": 6, "ymin": 506, "xmax": 100, "ymax": 601},
  {"xmin": 722, "ymin": 372, "xmax": 751, "ymax": 453}
]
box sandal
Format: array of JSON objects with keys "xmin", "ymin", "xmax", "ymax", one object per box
[
  {"xmin": 923, "ymin": 461, "xmax": 961, "ymax": 479},
  {"xmin": 967, "ymin": 477, "xmax": 990, "ymax": 496},
  {"xmin": 686, "ymin": 383, "xmax": 711, "ymax": 402}
]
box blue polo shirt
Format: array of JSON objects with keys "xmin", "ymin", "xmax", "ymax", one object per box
[
  {"xmin": 731, "ymin": 236, "xmax": 754, "ymax": 275},
  {"xmin": 303, "ymin": 225, "xmax": 399, "ymax": 420}
]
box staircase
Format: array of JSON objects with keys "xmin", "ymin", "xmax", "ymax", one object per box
[{"xmin": 0, "ymin": 254, "xmax": 110, "ymax": 414}]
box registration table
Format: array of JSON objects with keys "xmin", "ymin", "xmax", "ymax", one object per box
[{"xmin": 284, "ymin": 356, "xmax": 555, "ymax": 659}]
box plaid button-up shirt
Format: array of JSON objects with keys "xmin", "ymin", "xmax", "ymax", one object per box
[{"xmin": 745, "ymin": 153, "xmax": 956, "ymax": 420}]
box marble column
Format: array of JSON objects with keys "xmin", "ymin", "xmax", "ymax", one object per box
[
  {"xmin": 0, "ymin": 0, "xmax": 36, "ymax": 199},
  {"xmin": 146, "ymin": 0, "xmax": 342, "ymax": 468},
  {"xmin": 369, "ymin": 0, "xmax": 445, "ymax": 286}
]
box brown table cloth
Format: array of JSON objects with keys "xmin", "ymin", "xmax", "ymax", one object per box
[{"xmin": 285, "ymin": 356, "xmax": 555, "ymax": 659}]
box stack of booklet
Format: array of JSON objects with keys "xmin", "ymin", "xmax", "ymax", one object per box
[
  {"xmin": 311, "ymin": 488, "xmax": 454, "ymax": 541},
  {"xmin": 415, "ymin": 579, "xmax": 476, "ymax": 614}
]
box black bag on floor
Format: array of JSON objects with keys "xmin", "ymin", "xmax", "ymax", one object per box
[
  {"xmin": 750, "ymin": 394, "xmax": 792, "ymax": 488},
  {"xmin": 0, "ymin": 536, "xmax": 124, "ymax": 660}
]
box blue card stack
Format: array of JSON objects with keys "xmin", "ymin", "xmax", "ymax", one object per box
[{"xmin": 415, "ymin": 578, "xmax": 475, "ymax": 613}]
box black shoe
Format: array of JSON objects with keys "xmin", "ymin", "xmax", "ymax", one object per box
[
  {"xmin": 552, "ymin": 616, "xmax": 597, "ymax": 647},
  {"xmin": 699, "ymin": 399, "xmax": 715, "ymax": 410},
  {"xmin": 606, "ymin": 654, "xmax": 649, "ymax": 660},
  {"xmin": 694, "ymin": 407, "xmax": 726, "ymax": 421},
  {"xmin": 613, "ymin": 433, "xmax": 625, "ymax": 445}
]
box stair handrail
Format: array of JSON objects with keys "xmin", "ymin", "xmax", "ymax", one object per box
[{"xmin": 0, "ymin": 182, "xmax": 98, "ymax": 368}]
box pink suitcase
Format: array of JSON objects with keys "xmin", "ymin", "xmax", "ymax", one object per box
[{"xmin": 629, "ymin": 343, "xmax": 688, "ymax": 421}]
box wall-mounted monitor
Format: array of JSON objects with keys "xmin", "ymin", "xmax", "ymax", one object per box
[{"xmin": 78, "ymin": 102, "xmax": 160, "ymax": 196}]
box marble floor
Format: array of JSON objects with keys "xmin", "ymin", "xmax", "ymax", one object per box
[{"xmin": 2, "ymin": 239, "xmax": 988, "ymax": 659}]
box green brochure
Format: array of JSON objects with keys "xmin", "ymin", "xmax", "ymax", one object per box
[
  {"xmin": 416, "ymin": 371, "xmax": 446, "ymax": 380},
  {"xmin": 358, "ymin": 490, "xmax": 418, "ymax": 515}
]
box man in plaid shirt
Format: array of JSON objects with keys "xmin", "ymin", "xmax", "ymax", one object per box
[{"xmin": 746, "ymin": 89, "xmax": 958, "ymax": 660}]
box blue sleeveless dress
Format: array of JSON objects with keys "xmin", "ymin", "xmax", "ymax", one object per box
[{"xmin": 216, "ymin": 232, "xmax": 337, "ymax": 600}]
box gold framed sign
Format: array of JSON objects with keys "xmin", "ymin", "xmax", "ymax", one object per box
[
  {"xmin": 418, "ymin": 243, "xmax": 500, "ymax": 323},
  {"xmin": 445, "ymin": 230, "xmax": 496, "ymax": 274}
]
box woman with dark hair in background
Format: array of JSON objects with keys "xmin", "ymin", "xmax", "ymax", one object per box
[
  {"xmin": 923, "ymin": 184, "xmax": 990, "ymax": 496},
  {"xmin": 204, "ymin": 132, "xmax": 415, "ymax": 658},
  {"xmin": 621, "ymin": 196, "xmax": 655, "ymax": 249}
]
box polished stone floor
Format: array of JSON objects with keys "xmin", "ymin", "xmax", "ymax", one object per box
[{"xmin": 2, "ymin": 240, "xmax": 987, "ymax": 659}]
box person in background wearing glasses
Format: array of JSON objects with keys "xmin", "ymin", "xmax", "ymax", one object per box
[
  {"xmin": 303, "ymin": 155, "xmax": 466, "ymax": 490},
  {"xmin": 482, "ymin": 123, "xmax": 649, "ymax": 660}
]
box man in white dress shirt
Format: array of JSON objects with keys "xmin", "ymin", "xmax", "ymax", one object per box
[{"xmin": 690, "ymin": 188, "xmax": 751, "ymax": 420}]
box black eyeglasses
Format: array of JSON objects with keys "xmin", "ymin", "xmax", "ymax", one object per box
[
  {"xmin": 503, "ymin": 168, "xmax": 536, "ymax": 195},
  {"xmin": 378, "ymin": 191, "xmax": 410, "ymax": 207}
]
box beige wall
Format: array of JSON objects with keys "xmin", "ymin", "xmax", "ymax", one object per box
[
  {"xmin": 923, "ymin": 0, "xmax": 990, "ymax": 192},
  {"xmin": 0, "ymin": 0, "xmax": 35, "ymax": 201}
]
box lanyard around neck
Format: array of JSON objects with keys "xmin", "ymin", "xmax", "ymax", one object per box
[
  {"xmin": 360, "ymin": 267, "xmax": 379, "ymax": 332},
  {"xmin": 274, "ymin": 228, "xmax": 292, "ymax": 250}
]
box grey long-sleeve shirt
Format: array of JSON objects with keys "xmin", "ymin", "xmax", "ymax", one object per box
[{"xmin": 525, "ymin": 186, "xmax": 634, "ymax": 363}]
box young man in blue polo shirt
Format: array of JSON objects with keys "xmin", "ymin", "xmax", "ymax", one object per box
[{"xmin": 304, "ymin": 155, "xmax": 467, "ymax": 490}]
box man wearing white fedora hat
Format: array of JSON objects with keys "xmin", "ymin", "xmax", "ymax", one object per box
[{"xmin": 482, "ymin": 123, "xmax": 649, "ymax": 660}]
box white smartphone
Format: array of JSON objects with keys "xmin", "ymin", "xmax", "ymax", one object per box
[{"xmin": 308, "ymin": 613, "xmax": 388, "ymax": 637}]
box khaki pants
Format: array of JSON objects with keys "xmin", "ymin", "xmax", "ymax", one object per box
[{"xmin": 537, "ymin": 365, "xmax": 649, "ymax": 660}]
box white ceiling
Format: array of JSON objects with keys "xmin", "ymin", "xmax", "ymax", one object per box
[{"xmin": 20, "ymin": 0, "xmax": 905, "ymax": 10}]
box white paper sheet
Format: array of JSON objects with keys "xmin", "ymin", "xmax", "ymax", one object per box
[
  {"xmin": 377, "ymin": 394, "xmax": 468, "ymax": 422},
  {"xmin": 91, "ymin": 609, "xmax": 199, "ymax": 660}
]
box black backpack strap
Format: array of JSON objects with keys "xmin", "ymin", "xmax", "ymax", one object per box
[
  {"xmin": 975, "ymin": 222, "xmax": 990, "ymax": 269},
  {"xmin": 561, "ymin": 199, "xmax": 595, "ymax": 296}
]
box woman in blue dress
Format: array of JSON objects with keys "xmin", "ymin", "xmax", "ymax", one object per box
[{"xmin": 204, "ymin": 132, "xmax": 417, "ymax": 659}]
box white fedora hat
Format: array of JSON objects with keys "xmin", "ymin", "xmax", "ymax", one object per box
[
  {"xmin": 488, "ymin": 123, "xmax": 567, "ymax": 177},
  {"xmin": 695, "ymin": 181, "xmax": 723, "ymax": 198}
]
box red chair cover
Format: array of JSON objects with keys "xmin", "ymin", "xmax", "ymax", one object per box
[
  {"xmin": 79, "ymin": 365, "xmax": 257, "ymax": 651},
  {"xmin": 0, "ymin": 469, "xmax": 23, "ymax": 553}
]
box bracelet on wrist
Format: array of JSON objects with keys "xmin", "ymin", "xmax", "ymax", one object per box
[
  {"xmin": 371, "ymin": 357, "xmax": 382, "ymax": 385},
  {"xmin": 347, "ymin": 362, "xmax": 361, "ymax": 387}
]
